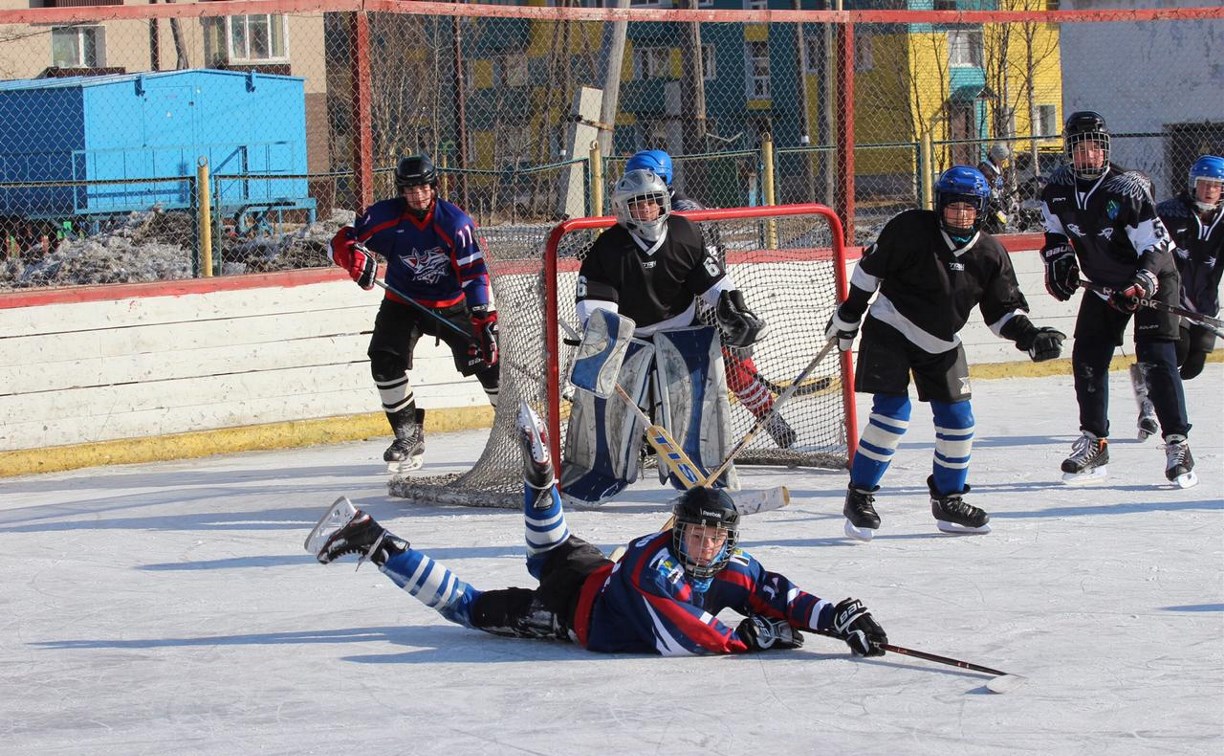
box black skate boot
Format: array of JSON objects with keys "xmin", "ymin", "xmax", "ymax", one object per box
[
  {"xmin": 928, "ymin": 476, "xmax": 990, "ymax": 535},
  {"xmin": 1130, "ymin": 363, "xmax": 1159, "ymax": 441},
  {"xmin": 1163, "ymin": 434, "xmax": 1197, "ymax": 489},
  {"xmin": 516, "ymin": 401, "xmax": 556, "ymax": 505},
  {"xmin": 304, "ymin": 496, "xmax": 409, "ymax": 568},
  {"xmin": 1061, "ymin": 432, "xmax": 1109, "ymax": 484},
  {"xmin": 761, "ymin": 412, "xmax": 797, "ymax": 449},
  {"xmin": 843, "ymin": 484, "xmax": 881, "ymax": 542},
  {"xmin": 384, "ymin": 407, "xmax": 426, "ymax": 473}
]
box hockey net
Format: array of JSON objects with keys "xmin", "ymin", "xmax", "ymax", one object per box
[{"xmin": 391, "ymin": 203, "xmax": 857, "ymax": 508}]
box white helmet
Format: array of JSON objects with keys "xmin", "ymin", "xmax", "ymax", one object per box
[
  {"xmin": 989, "ymin": 143, "xmax": 1010, "ymax": 163},
  {"xmin": 612, "ymin": 168, "xmax": 671, "ymax": 242}
]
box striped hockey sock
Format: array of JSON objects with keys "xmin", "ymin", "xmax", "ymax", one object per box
[{"xmin": 380, "ymin": 549, "xmax": 481, "ymax": 628}]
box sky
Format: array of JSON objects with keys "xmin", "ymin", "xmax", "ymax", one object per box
[{"xmin": 2, "ymin": 366, "xmax": 1221, "ymax": 755}]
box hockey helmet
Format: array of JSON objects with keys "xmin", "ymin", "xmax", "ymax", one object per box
[
  {"xmin": 612, "ymin": 168, "xmax": 672, "ymax": 243},
  {"xmin": 1064, "ymin": 111, "xmax": 1110, "ymax": 180},
  {"xmin": 395, "ymin": 154, "xmax": 439, "ymax": 191},
  {"xmin": 1189, "ymin": 154, "xmax": 1224, "ymax": 213},
  {"xmin": 934, "ymin": 166, "xmax": 991, "ymax": 238},
  {"xmin": 626, "ymin": 149, "xmax": 674, "ymax": 186},
  {"xmin": 671, "ymin": 487, "xmax": 740, "ymax": 580},
  {"xmin": 988, "ymin": 143, "xmax": 1010, "ymax": 164}
]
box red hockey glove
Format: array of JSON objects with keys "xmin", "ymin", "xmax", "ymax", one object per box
[
  {"xmin": 1108, "ymin": 269, "xmax": 1158, "ymax": 314},
  {"xmin": 469, "ymin": 306, "xmax": 499, "ymax": 367},
  {"xmin": 328, "ymin": 227, "xmax": 376, "ymax": 290}
]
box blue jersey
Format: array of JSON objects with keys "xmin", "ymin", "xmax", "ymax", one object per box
[
  {"xmin": 576, "ymin": 531, "xmax": 835, "ymax": 655},
  {"xmin": 1157, "ymin": 193, "xmax": 1223, "ymax": 317},
  {"xmin": 355, "ymin": 197, "xmax": 493, "ymax": 310}
]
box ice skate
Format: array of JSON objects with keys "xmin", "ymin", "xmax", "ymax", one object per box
[
  {"xmin": 385, "ymin": 407, "xmax": 425, "ymax": 473},
  {"xmin": 1060, "ymin": 432, "xmax": 1109, "ymax": 484},
  {"xmin": 1129, "ymin": 363, "xmax": 1159, "ymax": 442},
  {"xmin": 1163, "ymin": 435, "xmax": 1198, "ymax": 489},
  {"xmin": 928, "ymin": 476, "xmax": 990, "ymax": 535},
  {"xmin": 517, "ymin": 401, "xmax": 556, "ymax": 497},
  {"xmin": 843, "ymin": 484, "xmax": 880, "ymax": 542},
  {"xmin": 761, "ymin": 411, "xmax": 797, "ymax": 449},
  {"xmin": 304, "ymin": 496, "xmax": 407, "ymax": 568}
]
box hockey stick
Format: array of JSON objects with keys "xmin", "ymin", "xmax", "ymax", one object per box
[
  {"xmin": 371, "ymin": 276, "xmax": 479, "ymax": 345},
  {"xmin": 705, "ymin": 336, "xmax": 839, "ymax": 483},
  {"xmin": 813, "ymin": 630, "xmax": 1024, "ymax": 693},
  {"xmin": 1078, "ymin": 279, "xmax": 1224, "ymax": 337},
  {"xmin": 749, "ymin": 368, "xmax": 833, "ymax": 398}
]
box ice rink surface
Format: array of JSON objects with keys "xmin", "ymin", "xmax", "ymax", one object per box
[{"xmin": 3, "ymin": 367, "xmax": 1222, "ymax": 755}]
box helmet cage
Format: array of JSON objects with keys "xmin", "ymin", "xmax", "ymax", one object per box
[
  {"xmin": 1064, "ymin": 111, "xmax": 1110, "ymax": 180},
  {"xmin": 934, "ymin": 166, "xmax": 990, "ymax": 236},
  {"xmin": 612, "ymin": 169, "xmax": 672, "ymax": 242},
  {"xmin": 671, "ymin": 488, "xmax": 740, "ymax": 580}
]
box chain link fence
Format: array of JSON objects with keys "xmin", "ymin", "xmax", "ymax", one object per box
[{"xmin": 0, "ymin": 2, "xmax": 1220, "ymax": 289}]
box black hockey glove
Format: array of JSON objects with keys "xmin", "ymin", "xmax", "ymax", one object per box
[
  {"xmin": 737, "ymin": 615, "xmax": 804, "ymax": 652},
  {"xmin": 1041, "ymin": 244, "xmax": 1079, "ymax": 302},
  {"xmin": 1108, "ymin": 269, "xmax": 1158, "ymax": 314},
  {"xmin": 716, "ymin": 290, "xmax": 768, "ymax": 347},
  {"xmin": 823, "ymin": 307, "xmax": 861, "ymax": 352},
  {"xmin": 831, "ymin": 598, "xmax": 887, "ymax": 657},
  {"xmin": 1017, "ymin": 326, "xmax": 1066, "ymax": 363}
]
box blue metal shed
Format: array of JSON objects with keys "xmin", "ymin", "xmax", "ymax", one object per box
[{"xmin": 0, "ymin": 69, "xmax": 314, "ymax": 221}]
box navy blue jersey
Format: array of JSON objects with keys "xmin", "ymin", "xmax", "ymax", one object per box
[
  {"xmin": 846, "ymin": 209, "xmax": 1031, "ymax": 354},
  {"xmin": 355, "ymin": 197, "xmax": 493, "ymax": 310},
  {"xmin": 575, "ymin": 531, "xmax": 834, "ymax": 655},
  {"xmin": 1157, "ymin": 193, "xmax": 1223, "ymax": 317}
]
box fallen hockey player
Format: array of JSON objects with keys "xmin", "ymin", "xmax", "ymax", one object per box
[{"xmin": 304, "ymin": 401, "xmax": 888, "ymax": 657}]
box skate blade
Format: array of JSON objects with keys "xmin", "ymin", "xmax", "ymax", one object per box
[
  {"xmin": 844, "ymin": 519, "xmax": 876, "ymax": 542},
  {"xmin": 1172, "ymin": 471, "xmax": 1199, "ymax": 489},
  {"xmin": 304, "ymin": 496, "xmax": 358, "ymax": 557},
  {"xmin": 387, "ymin": 455, "xmax": 424, "ymax": 474},
  {"xmin": 1062, "ymin": 466, "xmax": 1108, "ymax": 485},
  {"xmin": 936, "ymin": 520, "xmax": 992, "ymax": 535}
]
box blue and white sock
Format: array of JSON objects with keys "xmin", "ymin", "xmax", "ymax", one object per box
[
  {"xmin": 381, "ymin": 549, "xmax": 481, "ymax": 628},
  {"xmin": 931, "ymin": 399, "xmax": 975, "ymax": 495},
  {"xmin": 850, "ymin": 393, "xmax": 911, "ymax": 489}
]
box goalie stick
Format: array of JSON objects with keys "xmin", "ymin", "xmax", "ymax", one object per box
[
  {"xmin": 813, "ymin": 630, "xmax": 1025, "ymax": 694},
  {"xmin": 1078, "ymin": 279, "xmax": 1224, "ymax": 338}
]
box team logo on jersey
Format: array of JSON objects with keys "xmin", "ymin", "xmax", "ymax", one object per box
[
  {"xmin": 1065, "ymin": 223, "xmax": 1084, "ymax": 237},
  {"xmin": 1099, "ymin": 228, "xmax": 1114, "ymax": 241},
  {"xmin": 401, "ymin": 246, "xmax": 450, "ymax": 283},
  {"xmin": 1106, "ymin": 200, "xmax": 1121, "ymax": 221}
]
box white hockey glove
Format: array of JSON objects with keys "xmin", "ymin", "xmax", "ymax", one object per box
[
  {"xmin": 737, "ymin": 614, "xmax": 804, "ymax": 652},
  {"xmin": 823, "ymin": 307, "xmax": 861, "ymax": 352}
]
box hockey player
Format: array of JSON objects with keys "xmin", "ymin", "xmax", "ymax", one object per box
[
  {"xmin": 626, "ymin": 149, "xmax": 796, "ymax": 449},
  {"xmin": 825, "ymin": 166, "xmax": 1064, "ymax": 541},
  {"xmin": 976, "ymin": 143, "xmax": 1011, "ymax": 235},
  {"xmin": 1038, "ymin": 112, "xmax": 1195, "ymax": 487},
  {"xmin": 328, "ymin": 154, "xmax": 499, "ymax": 473},
  {"xmin": 305, "ymin": 402, "xmax": 888, "ymax": 658},
  {"xmin": 1130, "ymin": 155, "xmax": 1224, "ymax": 441},
  {"xmin": 563, "ymin": 167, "xmax": 768, "ymax": 502}
]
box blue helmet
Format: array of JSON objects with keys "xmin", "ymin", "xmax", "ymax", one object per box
[
  {"xmin": 1189, "ymin": 154, "xmax": 1224, "ymax": 212},
  {"xmin": 626, "ymin": 149, "xmax": 674, "ymax": 186},
  {"xmin": 934, "ymin": 166, "xmax": 991, "ymax": 237}
]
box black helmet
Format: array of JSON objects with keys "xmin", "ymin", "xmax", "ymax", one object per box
[
  {"xmin": 1064, "ymin": 111, "xmax": 1109, "ymax": 180},
  {"xmin": 671, "ymin": 487, "xmax": 740, "ymax": 579},
  {"xmin": 395, "ymin": 154, "xmax": 438, "ymax": 191}
]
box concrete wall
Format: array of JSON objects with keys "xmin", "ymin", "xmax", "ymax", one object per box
[{"xmin": 0, "ymin": 243, "xmax": 1085, "ymax": 476}]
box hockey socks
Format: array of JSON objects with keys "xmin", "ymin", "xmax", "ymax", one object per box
[
  {"xmin": 381, "ymin": 549, "xmax": 482, "ymax": 628},
  {"xmin": 931, "ymin": 400, "xmax": 974, "ymax": 497},
  {"xmin": 848, "ymin": 393, "xmax": 911, "ymax": 490}
]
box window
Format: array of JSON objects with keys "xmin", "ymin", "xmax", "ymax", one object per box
[
  {"xmin": 51, "ymin": 26, "xmax": 104, "ymax": 68},
  {"xmin": 702, "ymin": 44, "xmax": 716, "ymax": 80},
  {"xmin": 215, "ymin": 15, "xmax": 289, "ymax": 64},
  {"xmin": 744, "ymin": 0, "xmax": 769, "ymax": 9},
  {"xmin": 947, "ymin": 29, "xmax": 983, "ymax": 68},
  {"xmin": 746, "ymin": 40, "xmax": 770, "ymax": 99},
  {"xmin": 632, "ymin": 46, "xmax": 671, "ymax": 80},
  {"xmin": 1037, "ymin": 105, "xmax": 1058, "ymax": 137}
]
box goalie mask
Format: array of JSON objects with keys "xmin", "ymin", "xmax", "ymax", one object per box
[
  {"xmin": 934, "ymin": 166, "xmax": 991, "ymax": 239},
  {"xmin": 1064, "ymin": 111, "xmax": 1110, "ymax": 181},
  {"xmin": 612, "ymin": 169, "xmax": 671, "ymax": 243},
  {"xmin": 672, "ymin": 487, "xmax": 740, "ymax": 580},
  {"xmin": 1189, "ymin": 154, "xmax": 1224, "ymax": 214}
]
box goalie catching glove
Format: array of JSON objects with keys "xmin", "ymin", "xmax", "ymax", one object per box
[
  {"xmin": 716, "ymin": 290, "xmax": 768, "ymax": 347},
  {"xmin": 469, "ymin": 306, "xmax": 499, "ymax": 367},
  {"xmin": 737, "ymin": 614, "xmax": 804, "ymax": 652},
  {"xmin": 830, "ymin": 598, "xmax": 887, "ymax": 657},
  {"xmin": 328, "ymin": 227, "xmax": 377, "ymax": 290}
]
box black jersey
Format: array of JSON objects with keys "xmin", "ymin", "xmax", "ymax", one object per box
[
  {"xmin": 849, "ymin": 209, "xmax": 1030, "ymax": 354},
  {"xmin": 1039, "ymin": 165, "xmax": 1174, "ymax": 287},
  {"xmin": 1157, "ymin": 193, "xmax": 1224, "ymax": 317},
  {"xmin": 576, "ymin": 215, "xmax": 724, "ymax": 329}
]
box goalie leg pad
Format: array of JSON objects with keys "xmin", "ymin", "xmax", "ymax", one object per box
[
  {"xmin": 931, "ymin": 399, "xmax": 975, "ymax": 496},
  {"xmin": 559, "ymin": 339, "xmax": 654, "ymax": 506},
  {"xmin": 653, "ymin": 326, "xmax": 739, "ymax": 491},
  {"xmin": 849, "ymin": 393, "xmax": 911, "ymax": 490}
]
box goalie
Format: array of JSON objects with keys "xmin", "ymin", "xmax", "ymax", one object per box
[{"xmin": 563, "ymin": 167, "xmax": 769, "ymax": 505}]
